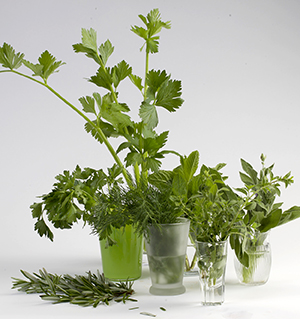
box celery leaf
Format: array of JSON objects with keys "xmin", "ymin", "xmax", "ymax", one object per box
[
  {"xmin": 23, "ymin": 50, "xmax": 65, "ymax": 82},
  {"xmin": 0, "ymin": 43, "xmax": 24, "ymax": 70}
]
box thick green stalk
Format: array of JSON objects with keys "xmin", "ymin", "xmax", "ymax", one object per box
[{"xmin": 8, "ymin": 70, "xmax": 133, "ymax": 188}]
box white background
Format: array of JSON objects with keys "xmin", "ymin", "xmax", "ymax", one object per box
[{"xmin": 1, "ymin": 0, "xmax": 300, "ymax": 318}]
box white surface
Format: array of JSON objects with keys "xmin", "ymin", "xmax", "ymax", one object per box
[
  {"xmin": 1, "ymin": 0, "xmax": 300, "ymax": 317},
  {"xmin": 1, "ymin": 249, "xmax": 300, "ymax": 318}
]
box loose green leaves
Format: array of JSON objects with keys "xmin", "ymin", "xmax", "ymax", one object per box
[
  {"xmin": 31, "ymin": 166, "xmax": 108, "ymax": 240},
  {"xmin": 0, "ymin": 43, "xmax": 24, "ymax": 70}
]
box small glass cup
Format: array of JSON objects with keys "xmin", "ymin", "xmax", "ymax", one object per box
[
  {"xmin": 234, "ymin": 231, "xmax": 271, "ymax": 285},
  {"xmin": 195, "ymin": 240, "xmax": 228, "ymax": 305}
]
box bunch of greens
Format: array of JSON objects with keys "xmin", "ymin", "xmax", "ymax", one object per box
[
  {"xmin": 150, "ymin": 150, "xmax": 244, "ymax": 243},
  {"xmin": 230, "ymin": 154, "xmax": 300, "ymax": 268},
  {"xmin": 90, "ymin": 177, "xmax": 185, "ymax": 245},
  {"xmin": 30, "ymin": 165, "xmax": 122, "ymax": 241},
  {"xmin": 12, "ymin": 269, "xmax": 136, "ymax": 307},
  {"xmin": 0, "ymin": 9, "xmax": 184, "ymax": 240}
]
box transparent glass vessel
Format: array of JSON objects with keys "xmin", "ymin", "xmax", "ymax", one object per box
[
  {"xmin": 234, "ymin": 231, "xmax": 271, "ymax": 285},
  {"xmin": 184, "ymin": 236, "xmax": 198, "ymax": 276},
  {"xmin": 100, "ymin": 224, "xmax": 143, "ymax": 281},
  {"xmin": 195, "ymin": 240, "xmax": 228, "ymax": 306},
  {"xmin": 145, "ymin": 217, "xmax": 190, "ymax": 295}
]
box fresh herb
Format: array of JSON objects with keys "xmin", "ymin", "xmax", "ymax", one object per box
[
  {"xmin": 150, "ymin": 150, "xmax": 243, "ymax": 243},
  {"xmin": 30, "ymin": 165, "xmax": 121, "ymax": 241},
  {"xmin": 230, "ymin": 154, "xmax": 300, "ymax": 267},
  {"xmin": 0, "ymin": 8, "xmax": 182, "ymax": 187},
  {"xmin": 12, "ymin": 269, "xmax": 136, "ymax": 307},
  {"xmin": 0, "ymin": 8, "xmax": 184, "ymax": 240},
  {"xmin": 90, "ymin": 179, "xmax": 185, "ymax": 244}
]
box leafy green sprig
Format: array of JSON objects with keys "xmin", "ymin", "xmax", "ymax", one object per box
[
  {"xmin": 0, "ymin": 8, "xmax": 183, "ymax": 189},
  {"xmin": 30, "ymin": 164, "xmax": 123, "ymax": 241},
  {"xmin": 230, "ymin": 154, "xmax": 300, "ymax": 267},
  {"xmin": 12, "ymin": 269, "xmax": 136, "ymax": 307},
  {"xmin": 150, "ymin": 150, "xmax": 244, "ymax": 243},
  {"xmin": 0, "ymin": 8, "xmax": 185, "ymax": 240}
]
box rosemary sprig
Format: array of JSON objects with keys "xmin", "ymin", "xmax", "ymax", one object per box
[{"xmin": 12, "ymin": 268, "xmax": 136, "ymax": 307}]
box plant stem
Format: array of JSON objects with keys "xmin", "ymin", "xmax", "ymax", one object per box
[
  {"xmin": 9, "ymin": 69, "xmax": 133, "ymax": 188},
  {"xmin": 143, "ymin": 49, "xmax": 149, "ymax": 100}
]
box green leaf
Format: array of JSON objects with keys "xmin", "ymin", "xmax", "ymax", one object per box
[
  {"xmin": 148, "ymin": 170, "xmax": 173, "ymax": 190},
  {"xmin": 258, "ymin": 209, "xmax": 282, "ymax": 232},
  {"xmin": 111, "ymin": 60, "xmax": 132, "ymax": 88},
  {"xmin": 81, "ymin": 28, "xmax": 98, "ymax": 52},
  {"xmin": 30, "ymin": 202, "xmax": 43, "ymax": 219},
  {"xmin": 124, "ymin": 151, "xmax": 143, "ymax": 167},
  {"xmin": 244, "ymin": 201, "xmax": 256, "ymax": 211},
  {"xmin": 101, "ymin": 104, "xmax": 133, "ymax": 133},
  {"xmin": 116, "ymin": 141, "xmax": 133, "ymax": 154},
  {"xmin": 79, "ymin": 96, "xmax": 96, "ymax": 114},
  {"xmin": 172, "ymin": 172, "xmax": 187, "ymax": 197},
  {"xmin": 129, "ymin": 74, "xmax": 143, "ymax": 91},
  {"xmin": 73, "ymin": 28, "xmax": 103, "ymax": 65},
  {"xmin": 278, "ymin": 206, "xmax": 300, "ymax": 226},
  {"xmin": 146, "ymin": 70, "xmax": 183, "ymax": 112},
  {"xmin": 34, "ymin": 218, "xmax": 54, "ymax": 241},
  {"xmin": 240, "ymin": 158, "xmax": 258, "ymax": 184},
  {"xmin": 23, "ymin": 50, "xmax": 65, "ymax": 82},
  {"xmin": 156, "ymin": 78, "xmax": 183, "ymax": 112},
  {"xmin": 181, "ymin": 150, "xmax": 199, "ymax": 183},
  {"xmin": 145, "ymin": 157, "xmax": 162, "ymax": 172},
  {"xmin": 90, "ymin": 67, "xmax": 112, "ymax": 90},
  {"xmin": 235, "ymin": 187, "xmax": 248, "ymax": 195},
  {"xmin": 131, "ymin": 8, "xmax": 171, "ymax": 54},
  {"xmin": 139, "ymin": 101, "xmax": 158, "ymax": 129},
  {"xmin": 146, "ymin": 69, "xmax": 169, "ymax": 95},
  {"xmin": 0, "ymin": 43, "xmax": 24, "ymax": 70},
  {"xmin": 239, "ymin": 172, "xmax": 253, "ymax": 186},
  {"xmin": 99, "ymin": 39, "xmax": 114, "ymax": 66},
  {"xmin": 92, "ymin": 92, "xmax": 102, "ymax": 111}
]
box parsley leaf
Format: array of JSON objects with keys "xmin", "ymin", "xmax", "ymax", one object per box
[
  {"xmin": 0, "ymin": 43, "xmax": 24, "ymax": 70},
  {"xmin": 112, "ymin": 60, "xmax": 132, "ymax": 88},
  {"xmin": 131, "ymin": 8, "xmax": 171, "ymax": 54},
  {"xmin": 79, "ymin": 95, "xmax": 96, "ymax": 115},
  {"xmin": 99, "ymin": 40, "xmax": 114, "ymax": 66},
  {"xmin": 23, "ymin": 50, "xmax": 65, "ymax": 83},
  {"xmin": 139, "ymin": 101, "xmax": 158, "ymax": 129},
  {"xmin": 34, "ymin": 218, "xmax": 54, "ymax": 242}
]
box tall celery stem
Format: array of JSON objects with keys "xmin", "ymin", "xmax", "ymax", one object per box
[
  {"xmin": 143, "ymin": 47, "xmax": 149, "ymax": 101},
  {"xmin": 6, "ymin": 69, "xmax": 133, "ymax": 188}
]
